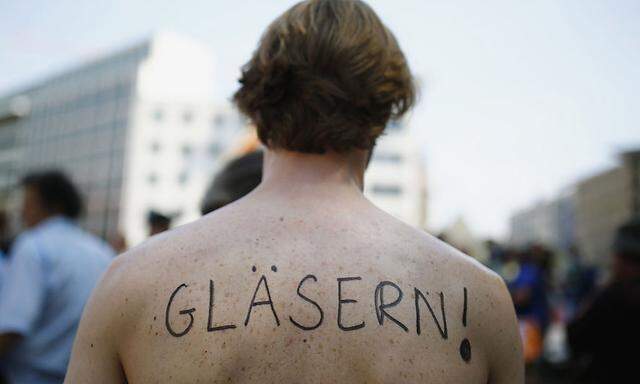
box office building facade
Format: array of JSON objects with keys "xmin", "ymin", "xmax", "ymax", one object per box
[
  {"xmin": 574, "ymin": 150, "xmax": 640, "ymax": 267},
  {"xmin": 364, "ymin": 120, "xmax": 427, "ymax": 228},
  {"xmin": 0, "ymin": 33, "xmax": 245, "ymax": 246},
  {"xmin": 510, "ymin": 149, "xmax": 640, "ymax": 268},
  {"xmin": 509, "ymin": 193, "xmax": 575, "ymax": 251}
]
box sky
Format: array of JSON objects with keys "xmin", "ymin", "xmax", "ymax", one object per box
[{"xmin": 1, "ymin": 0, "xmax": 639, "ymax": 239}]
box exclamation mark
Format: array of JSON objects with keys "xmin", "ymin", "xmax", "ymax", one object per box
[{"xmin": 459, "ymin": 287, "xmax": 471, "ymax": 363}]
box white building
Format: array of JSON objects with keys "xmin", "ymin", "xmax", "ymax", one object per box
[
  {"xmin": 574, "ymin": 150, "xmax": 640, "ymax": 266},
  {"xmin": 364, "ymin": 120, "xmax": 427, "ymax": 228},
  {"xmin": 509, "ymin": 192, "xmax": 575, "ymax": 250},
  {"xmin": 0, "ymin": 33, "xmax": 246, "ymax": 247}
]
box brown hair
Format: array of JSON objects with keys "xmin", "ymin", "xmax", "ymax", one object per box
[{"xmin": 233, "ymin": 0, "xmax": 415, "ymax": 154}]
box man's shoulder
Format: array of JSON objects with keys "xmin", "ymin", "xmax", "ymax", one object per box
[
  {"xmin": 376, "ymin": 213, "xmax": 499, "ymax": 283},
  {"xmin": 20, "ymin": 218, "xmax": 113, "ymax": 258},
  {"xmin": 106, "ymin": 218, "xmax": 214, "ymax": 287},
  {"xmin": 87, "ymin": 217, "xmax": 224, "ymax": 338},
  {"xmin": 7, "ymin": 229, "xmax": 44, "ymax": 265}
]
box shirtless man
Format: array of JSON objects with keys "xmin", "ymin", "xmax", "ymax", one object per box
[{"xmin": 65, "ymin": 1, "xmax": 523, "ymax": 382}]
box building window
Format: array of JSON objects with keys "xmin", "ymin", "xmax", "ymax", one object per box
[
  {"xmin": 181, "ymin": 144, "xmax": 193, "ymax": 157},
  {"xmin": 178, "ymin": 171, "xmax": 189, "ymax": 187},
  {"xmin": 208, "ymin": 142, "xmax": 222, "ymax": 157},
  {"xmin": 152, "ymin": 109, "xmax": 164, "ymax": 122},
  {"xmin": 213, "ymin": 114, "xmax": 225, "ymax": 128},
  {"xmin": 373, "ymin": 152, "xmax": 403, "ymax": 163},
  {"xmin": 183, "ymin": 110, "xmax": 194, "ymax": 124},
  {"xmin": 178, "ymin": 171, "xmax": 189, "ymax": 186},
  {"xmin": 371, "ymin": 184, "xmax": 402, "ymax": 196},
  {"xmin": 386, "ymin": 120, "xmax": 402, "ymax": 131}
]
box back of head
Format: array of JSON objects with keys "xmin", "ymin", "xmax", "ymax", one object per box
[
  {"xmin": 201, "ymin": 151, "xmax": 264, "ymax": 215},
  {"xmin": 63, "ymin": 3, "xmax": 525, "ymax": 383},
  {"xmin": 614, "ymin": 217, "xmax": 640, "ymax": 264},
  {"xmin": 147, "ymin": 210, "xmax": 172, "ymax": 229},
  {"xmin": 21, "ymin": 170, "xmax": 83, "ymax": 220},
  {"xmin": 234, "ymin": 0, "xmax": 415, "ymax": 154}
]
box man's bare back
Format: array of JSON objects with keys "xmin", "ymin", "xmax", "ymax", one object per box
[
  {"xmin": 66, "ymin": 152, "xmax": 523, "ymax": 384},
  {"xmin": 66, "ymin": 0, "xmax": 523, "ymax": 380}
]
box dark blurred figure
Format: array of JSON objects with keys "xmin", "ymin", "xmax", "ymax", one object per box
[
  {"xmin": 530, "ymin": 244, "xmax": 554, "ymax": 284},
  {"xmin": 0, "ymin": 210, "xmax": 10, "ymax": 282},
  {"xmin": 567, "ymin": 217, "xmax": 640, "ymax": 384},
  {"xmin": 508, "ymin": 246, "xmax": 550, "ymax": 364},
  {"xmin": 510, "ymin": 246, "xmax": 551, "ymax": 331},
  {"xmin": 200, "ymin": 150, "xmax": 263, "ymax": 215},
  {"xmin": 0, "ymin": 213, "xmax": 7, "ymax": 384},
  {"xmin": 147, "ymin": 210, "xmax": 173, "ymax": 236},
  {"xmin": 0, "ymin": 170, "xmax": 113, "ymax": 384},
  {"xmin": 563, "ymin": 246, "xmax": 597, "ymax": 321},
  {"xmin": 0, "ymin": 212, "xmax": 8, "ymax": 351},
  {"xmin": 0, "ymin": 211, "xmax": 12, "ymax": 255},
  {"xmin": 486, "ymin": 239, "xmax": 506, "ymax": 272}
]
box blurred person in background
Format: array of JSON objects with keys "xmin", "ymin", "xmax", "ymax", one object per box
[
  {"xmin": 108, "ymin": 232, "xmax": 128, "ymax": 255},
  {"xmin": 0, "ymin": 211, "xmax": 12, "ymax": 255},
  {"xmin": 0, "ymin": 211, "xmax": 12, "ymax": 287},
  {"xmin": 507, "ymin": 246, "xmax": 550, "ymax": 365},
  {"xmin": 509, "ymin": 247, "xmax": 551, "ymax": 330},
  {"xmin": 0, "ymin": 210, "xmax": 8, "ymax": 273},
  {"xmin": 563, "ymin": 246, "xmax": 597, "ymax": 322},
  {"xmin": 0, "ymin": 214, "xmax": 6, "ymax": 382},
  {"xmin": 200, "ymin": 150, "xmax": 263, "ymax": 215},
  {"xmin": 147, "ymin": 210, "xmax": 173, "ymax": 237},
  {"xmin": 567, "ymin": 217, "xmax": 640, "ymax": 384},
  {"xmin": 485, "ymin": 239, "xmax": 506, "ymax": 273},
  {"xmin": 65, "ymin": 1, "xmax": 523, "ymax": 383},
  {"xmin": 0, "ymin": 170, "xmax": 113, "ymax": 384}
]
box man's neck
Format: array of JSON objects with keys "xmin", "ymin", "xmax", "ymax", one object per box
[
  {"xmin": 28, "ymin": 213, "xmax": 63, "ymax": 230},
  {"xmin": 255, "ymin": 148, "xmax": 368, "ymax": 201}
]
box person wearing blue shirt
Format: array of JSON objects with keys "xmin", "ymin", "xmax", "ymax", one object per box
[
  {"xmin": 0, "ymin": 171, "xmax": 113, "ymax": 384},
  {"xmin": 0, "ymin": 249, "xmax": 5, "ymax": 295}
]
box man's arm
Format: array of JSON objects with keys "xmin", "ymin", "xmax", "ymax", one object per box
[
  {"xmin": 64, "ymin": 258, "xmax": 129, "ymax": 383},
  {"xmin": 486, "ymin": 274, "xmax": 525, "ymax": 384}
]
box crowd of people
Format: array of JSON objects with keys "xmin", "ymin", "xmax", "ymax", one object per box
[
  {"xmin": 0, "ymin": 0, "xmax": 637, "ymax": 380},
  {"xmin": 0, "ymin": 171, "xmax": 113, "ymax": 383},
  {"xmin": 484, "ymin": 222, "xmax": 640, "ymax": 383},
  {"xmin": 0, "ymin": 154, "xmax": 638, "ymax": 383},
  {"xmin": 0, "ymin": 149, "xmax": 264, "ymax": 383}
]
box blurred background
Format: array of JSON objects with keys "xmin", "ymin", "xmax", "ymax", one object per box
[{"xmin": 0, "ymin": 1, "xmax": 639, "ymax": 383}]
